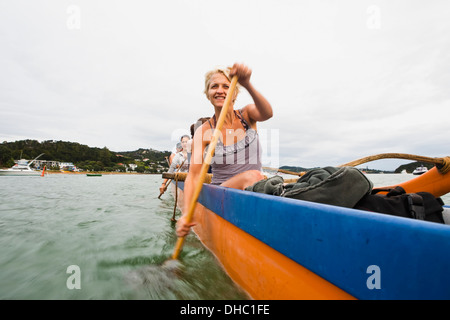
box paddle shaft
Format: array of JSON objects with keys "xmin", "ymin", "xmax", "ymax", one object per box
[
  {"xmin": 158, "ymin": 179, "xmax": 172, "ymax": 198},
  {"xmin": 172, "ymin": 75, "xmax": 238, "ymax": 260},
  {"xmin": 170, "ymin": 159, "xmax": 187, "ymax": 220}
]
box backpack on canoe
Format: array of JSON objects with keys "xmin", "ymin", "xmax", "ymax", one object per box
[
  {"xmin": 246, "ymin": 166, "xmax": 445, "ymax": 223},
  {"xmin": 245, "ymin": 166, "xmax": 373, "ymax": 208},
  {"xmin": 354, "ymin": 186, "xmax": 445, "ymax": 224}
]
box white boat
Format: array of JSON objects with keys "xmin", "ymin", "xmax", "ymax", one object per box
[
  {"xmin": 0, "ymin": 153, "xmax": 44, "ymax": 176},
  {"xmin": 412, "ymin": 165, "xmax": 428, "ymax": 175}
]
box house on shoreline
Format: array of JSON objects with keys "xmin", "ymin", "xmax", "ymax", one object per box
[{"xmin": 33, "ymin": 160, "xmax": 78, "ymax": 171}]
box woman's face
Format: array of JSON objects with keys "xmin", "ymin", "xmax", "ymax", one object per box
[
  {"xmin": 207, "ymin": 73, "xmax": 231, "ymax": 107},
  {"xmin": 181, "ymin": 136, "xmax": 189, "ymax": 150}
]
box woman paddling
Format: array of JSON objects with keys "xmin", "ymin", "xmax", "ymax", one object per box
[
  {"xmin": 160, "ymin": 135, "xmax": 190, "ymax": 195},
  {"xmin": 176, "ymin": 63, "xmax": 273, "ymax": 237}
]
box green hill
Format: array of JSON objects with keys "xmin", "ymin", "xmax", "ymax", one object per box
[
  {"xmin": 2, "ymin": 140, "xmax": 437, "ymax": 174},
  {"xmin": 394, "ymin": 161, "xmax": 435, "ymax": 174},
  {"xmin": 0, "ymin": 140, "xmax": 171, "ymax": 173},
  {"xmin": 279, "ymin": 165, "xmax": 312, "ymax": 172}
]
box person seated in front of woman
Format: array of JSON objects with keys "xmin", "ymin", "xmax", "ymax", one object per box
[
  {"xmin": 176, "ymin": 63, "xmax": 273, "ymax": 237},
  {"xmin": 160, "ymin": 135, "xmax": 190, "ymax": 195}
]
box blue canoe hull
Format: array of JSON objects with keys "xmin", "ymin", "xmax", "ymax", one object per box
[{"xmin": 177, "ymin": 182, "xmax": 450, "ymax": 300}]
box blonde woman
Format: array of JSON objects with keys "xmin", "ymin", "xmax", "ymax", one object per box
[{"xmin": 176, "ymin": 63, "xmax": 273, "ymax": 237}]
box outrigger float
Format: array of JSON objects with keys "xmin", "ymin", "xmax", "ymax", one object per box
[{"xmin": 163, "ymin": 153, "xmax": 450, "ymax": 300}]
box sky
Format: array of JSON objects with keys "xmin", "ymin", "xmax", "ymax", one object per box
[{"xmin": 1, "ymin": 0, "xmax": 449, "ymax": 170}]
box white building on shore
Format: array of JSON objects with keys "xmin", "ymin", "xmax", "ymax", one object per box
[{"xmin": 33, "ymin": 160, "xmax": 78, "ymax": 171}]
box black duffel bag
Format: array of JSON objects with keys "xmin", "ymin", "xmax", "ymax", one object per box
[
  {"xmin": 246, "ymin": 166, "xmax": 373, "ymax": 208},
  {"xmin": 354, "ymin": 186, "xmax": 445, "ymax": 224}
]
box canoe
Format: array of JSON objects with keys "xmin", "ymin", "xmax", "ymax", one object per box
[
  {"xmin": 169, "ymin": 166, "xmax": 450, "ymax": 300},
  {"xmin": 86, "ymin": 173, "xmax": 102, "ymax": 177}
]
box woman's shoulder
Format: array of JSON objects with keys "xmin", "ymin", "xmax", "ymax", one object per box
[
  {"xmin": 194, "ymin": 121, "xmax": 213, "ymax": 142},
  {"xmin": 172, "ymin": 152, "xmax": 183, "ymax": 161},
  {"xmin": 238, "ymin": 105, "xmax": 257, "ymax": 128}
]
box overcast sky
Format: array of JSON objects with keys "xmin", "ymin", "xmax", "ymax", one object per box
[{"xmin": 1, "ymin": 0, "xmax": 449, "ymax": 170}]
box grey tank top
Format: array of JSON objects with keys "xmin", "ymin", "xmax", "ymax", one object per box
[{"xmin": 208, "ymin": 109, "xmax": 262, "ymax": 185}]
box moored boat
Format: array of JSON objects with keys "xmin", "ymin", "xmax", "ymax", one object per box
[
  {"xmin": 0, "ymin": 153, "xmax": 44, "ymax": 176},
  {"xmin": 413, "ymin": 165, "xmax": 428, "ymax": 175},
  {"xmin": 167, "ymin": 165, "xmax": 450, "ymax": 300}
]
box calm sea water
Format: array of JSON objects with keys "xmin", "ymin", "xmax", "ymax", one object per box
[
  {"xmin": 0, "ymin": 174, "xmax": 248, "ymax": 300},
  {"xmin": 0, "ymin": 173, "xmax": 448, "ymax": 300}
]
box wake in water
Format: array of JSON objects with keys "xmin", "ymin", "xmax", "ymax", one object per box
[{"xmin": 124, "ymin": 259, "xmax": 189, "ymax": 299}]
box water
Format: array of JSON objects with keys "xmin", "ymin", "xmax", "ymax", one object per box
[
  {"xmin": 1, "ymin": 173, "xmax": 448, "ymax": 300},
  {"xmin": 0, "ymin": 174, "xmax": 248, "ymax": 300}
]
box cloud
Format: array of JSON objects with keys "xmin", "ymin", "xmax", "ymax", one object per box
[{"xmin": 1, "ymin": 1, "xmax": 449, "ymax": 170}]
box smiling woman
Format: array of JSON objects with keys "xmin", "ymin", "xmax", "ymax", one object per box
[{"xmin": 176, "ymin": 63, "xmax": 273, "ymax": 238}]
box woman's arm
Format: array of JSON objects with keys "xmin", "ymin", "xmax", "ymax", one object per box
[
  {"xmin": 230, "ymin": 63, "xmax": 273, "ymax": 124},
  {"xmin": 168, "ymin": 153, "xmax": 182, "ymax": 173},
  {"xmin": 243, "ymin": 82, "xmax": 273, "ymax": 122}
]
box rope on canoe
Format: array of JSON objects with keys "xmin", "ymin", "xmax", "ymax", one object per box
[
  {"xmin": 339, "ymin": 153, "xmax": 450, "ymax": 174},
  {"xmin": 438, "ymin": 156, "xmax": 450, "ymax": 175}
]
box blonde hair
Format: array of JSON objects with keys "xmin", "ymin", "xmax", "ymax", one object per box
[{"xmin": 204, "ymin": 66, "xmax": 240, "ymax": 97}]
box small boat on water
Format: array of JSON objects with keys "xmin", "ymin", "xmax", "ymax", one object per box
[
  {"xmin": 166, "ymin": 163, "xmax": 450, "ymax": 300},
  {"xmin": 0, "ymin": 153, "xmax": 44, "ymax": 176},
  {"xmin": 413, "ymin": 165, "xmax": 428, "ymax": 175},
  {"xmin": 86, "ymin": 173, "xmax": 102, "ymax": 177}
]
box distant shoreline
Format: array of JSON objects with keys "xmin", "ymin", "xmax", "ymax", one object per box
[{"xmin": 45, "ymin": 171, "xmax": 161, "ymax": 175}]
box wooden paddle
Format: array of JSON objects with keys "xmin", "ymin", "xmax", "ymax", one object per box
[
  {"xmin": 158, "ymin": 157, "xmax": 172, "ymax": 198},
  {"xmin": 170, "ymin": 159, "xmax": 187, "ymax": 221},
  {"xmin": 158, "ymin": 179, "xmax": 172, "ymax": 199},
  {"xmin": 171, "ymin": 75, "xmax": 239, "ymax": 260}
]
